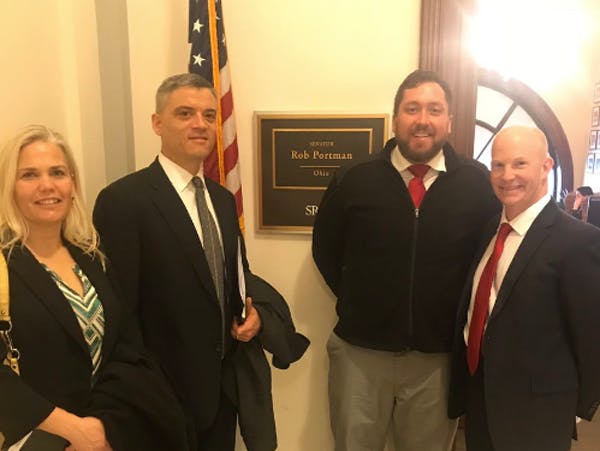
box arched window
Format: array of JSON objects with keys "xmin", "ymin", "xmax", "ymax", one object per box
[{"xmin": 474, "ymin": 68, "xmax": 574, "ymax": 198}]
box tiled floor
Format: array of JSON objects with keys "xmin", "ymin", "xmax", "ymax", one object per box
[{"xmin": 454, "ymin": 414, "xmax": 600, "ymax": 451}]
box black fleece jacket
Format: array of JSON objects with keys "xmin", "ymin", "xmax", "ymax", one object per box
[{"xmin": 312, "ymin": 138, "xmax": 500, "ymax": 352}]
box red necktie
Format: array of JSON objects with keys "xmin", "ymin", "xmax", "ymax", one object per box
[
  {"xmin": 467, "ymin": 222, "xmax": 513, "ymax": 375},
  {"xmin": 408, "ymin": 164, "xmax": 430, "ymax": 208}
]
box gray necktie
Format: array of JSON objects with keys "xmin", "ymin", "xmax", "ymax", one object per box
[{"xmin": 191, "ymin": 177, "xmax": 225, "ymax": 318}]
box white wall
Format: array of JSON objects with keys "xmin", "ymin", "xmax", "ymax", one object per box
[
  {"xmin": 537, "ymin": 0, "xmax": 600, "ymax": 191},
  {"xmin": 0, "ymin": 2, "xmax": 67, "ymax": 140},
  {"xmin": 126, "ymin": 0, "xmax": 190, "ymax": 168},
  {"xmin": 0, "ymin": 0, "xmax": 106, "ymax": 205}
]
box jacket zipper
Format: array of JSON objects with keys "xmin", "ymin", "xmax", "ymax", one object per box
[{"xmin": 407, "ymin": 207, "xmax": 420, "ymax": 341}]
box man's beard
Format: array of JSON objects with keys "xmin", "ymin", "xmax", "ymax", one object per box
[{"xmin": 396, "ymin": 136, "xmax": 445, "ymax": 163}]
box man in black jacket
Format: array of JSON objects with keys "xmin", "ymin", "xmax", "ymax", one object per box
[
  {"xmin": 93, "ymin": 74, "xmax": 262, "ymax": 451},
  {"xmin": 312, "ymin": 70, "xmax": 500, "ymax": 451}
]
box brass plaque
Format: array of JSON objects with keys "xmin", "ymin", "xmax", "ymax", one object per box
[{"xmin": 257, "ymin": 114, "xmax": 388, "ymax": 232}]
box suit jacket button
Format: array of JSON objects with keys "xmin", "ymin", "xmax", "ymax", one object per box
[{"xmin": 215, "ymin": 345, "xmax": 222, "ymax": 355}]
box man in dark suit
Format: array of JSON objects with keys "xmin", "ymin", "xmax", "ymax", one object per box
[
  {"xmin": 449, "ymin": 126, "xmax": 600, "ymax": 451},
  {"xmin": 93, "ymin": 73, "xmax": 262, "ymax": 451}
]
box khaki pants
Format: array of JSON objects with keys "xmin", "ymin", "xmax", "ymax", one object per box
[{"xmin": 327, "ymin": 333, "xmax": 457, "ymax": 451}]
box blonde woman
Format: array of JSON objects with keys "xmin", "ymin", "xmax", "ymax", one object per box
[{"xmin": 0, "ymin": 125, "xmax": 188, "ymax": 451}]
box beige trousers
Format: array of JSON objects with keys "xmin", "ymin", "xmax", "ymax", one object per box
[{"xmin": 327, "ymin": 333, "xmax": 458, "ymax": 451}]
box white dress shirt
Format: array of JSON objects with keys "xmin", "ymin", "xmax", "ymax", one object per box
[
  {"xmin": 158, "ymin": 153, "xmax": 224, "ymax": 248},
  {"xmin": 463, "ymin": 194, "xmax": 551, "ymax": 344},
  {"xmin": 390, "ymin": 145, "xmax": 447, "ymax": 190}
]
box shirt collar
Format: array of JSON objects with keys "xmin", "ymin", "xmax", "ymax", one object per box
[
  {"xmin": 391, "ymin": 145, "xmax": 447, "ymax": 173},
  {"xmin": 158, "ymin": 153, "xmax": 205, "ymax": 193},
  {"xmin": 501, "ymin": 194, "xmax": 551, "ymax": 236}
]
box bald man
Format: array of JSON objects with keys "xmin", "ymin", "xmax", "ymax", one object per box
[{"xmin": 448, "ymin": 126, "xmax": 600, "ymax": 451}]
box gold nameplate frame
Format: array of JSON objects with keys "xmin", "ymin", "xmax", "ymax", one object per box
[{"xmin": 256, "ymin": 113, "xmax": 388, "ymax": 233}]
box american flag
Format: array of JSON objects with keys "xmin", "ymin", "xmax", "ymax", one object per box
[{"xmin": 188, "ymin": 0, "xmax": 244, "ymax": 230}]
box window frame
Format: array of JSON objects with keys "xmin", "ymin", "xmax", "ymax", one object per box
[{"xmin": 476, "ymin": 68, "xmax": 574, "ymax": 197}]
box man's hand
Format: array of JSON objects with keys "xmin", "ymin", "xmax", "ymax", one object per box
[
  {"xmin": 65, "ymin": 416, "xmax": 113, "ymax": 451},
  {"xmin": 38, "ymin": 408, "xmax": 112, "ymax": 451},
  {"xmin": 231, "ymin": 297, "xmax": 262, "ymax": 342}
]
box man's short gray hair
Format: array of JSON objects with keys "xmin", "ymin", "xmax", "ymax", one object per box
[{"xmin": 155, "ymin": 73, "xmax": 217, "ymax": 113}]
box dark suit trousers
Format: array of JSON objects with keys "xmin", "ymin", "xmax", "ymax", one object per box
[
  {"xmin": 194, "ymin": 388, "xmax": 237, "ymax": 451},
  {"xmin": 465, "ymin": 361, "xmax": 495, "ymax": 451},
  {"xmin": 196, "ymin": 349, "xmax": 238, "ymax": 451}
]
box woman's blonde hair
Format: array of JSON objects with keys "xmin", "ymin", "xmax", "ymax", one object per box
[{"xmin": 0, "ymin": 125, "xmax": 102, "ymax": 261}]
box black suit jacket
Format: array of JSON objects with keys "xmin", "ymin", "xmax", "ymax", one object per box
[
  {"xmin": 223, "ymin": 273, "xmax": 310, "ymax": 451},
  {"xmin": 449, "ymin": 201, "xmax": 600, "ymax": 451},
  {"xmin": 93, "ymin": 159, "xmax": 245, "ymax": 435},
  {"xmin": 0, "ymin": 243, "xmax": 188, "ymax": 450}
]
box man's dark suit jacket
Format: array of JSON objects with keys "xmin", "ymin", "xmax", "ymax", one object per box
[
  {"xmin": 93, "ymin": 159, "xmax": 245, "ymax": 442},
  {"xmin": 448, "ymin": 201, "xmax": 600, "ymax": 451},
  {"xmin": 223, "ymin": 273, "xmax": 310, "ymax": 451},
  {"xmin": 0, "ymin": 243, "xmax": 188, "ymax": 450}
]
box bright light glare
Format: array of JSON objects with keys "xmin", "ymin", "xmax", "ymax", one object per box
[{"xmin": 469, "ymin": 0, "xmax": 593, "ymax": 89}]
